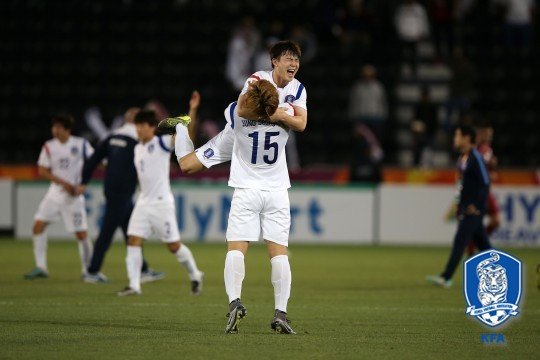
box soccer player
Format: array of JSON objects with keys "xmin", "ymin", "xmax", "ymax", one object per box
[
  {"xmin": 24, "ymin": 114, "xmax": 94, "ymax": 280},
  {"xmin": 427, "ymin": 125, "xmax": 492, "ymax": 288},
  {"xmin": 77, "ymin": 108, "xmax": 164, "ymax": 284},
  {"xmin": 163, "ymin": 41, "xmax": 307, "ymax": 334},
  {"xmin": 117, "ymin": 110, "xmax": 203, "ymax": 296}
]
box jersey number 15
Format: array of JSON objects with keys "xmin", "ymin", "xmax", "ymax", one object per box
[{"xmin": 248, "ymin": 131, "xmax": 279, "ymax": 165}]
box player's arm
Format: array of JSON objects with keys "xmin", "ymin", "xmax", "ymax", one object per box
[
  {"xmin": 77, "ymin": 138, "xmax": 107, "ymax": 195},
  {"xmin": 38, "ymin": 166, "xmax": 75, "ymax": 195},
  {"xmin": 187, "ymin": 90, "xmax": 200, "ymax": 143},
  {"xmin": 269, "ymin": 105, "xmax": 307, "ymax": 132}
]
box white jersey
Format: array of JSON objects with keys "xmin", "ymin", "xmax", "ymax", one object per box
[
  {"xmin": 134, "ymin": 135, "xmax": 174, "ymax": 204},
  {"xmin": 37, "ymin": 136, "xmax": 94, "ymax": 200},
  {"xmin": 227, "ymin": 102, "xmax": 294, "ymax": 191},
  {"xmin": 241, "ymin": 70, "xmax": 307, "ymax": 110}
]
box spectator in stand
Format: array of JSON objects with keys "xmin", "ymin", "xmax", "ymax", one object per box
[
  {"xmin": 411, "ymin": 86, "xmax": 439, "ymax": 166},
  {"xmin": 350, "ymin": 123, "xmax": 383, "ymax": 183},
  {"xmin": 225, "ymin": 16, "xmax": 261, "ymax": 91},
  {"xmin": 348, "ymin": 65, "xmax": 388, "ymax": 145},
  {"xmin": 501, "ymin": 0, "xmax": 535, "ymax": 56},
  {"xmin": 289, "ymin": 24, "xmax": 318, "ymax": 65},
  {"xmin": 446, "ymin": 51, "xmax": 475, "ymax": 128},
  {"xmin": 429, "ymin": 0, "xmax": 457, "ymax": 61},
  {"xmin": 394, "ymin": 0, "xmax": 430, "ymax": 76},
  {"xmin": 333, "ymin": 0, "xmax": 374, "ymax": 58}
]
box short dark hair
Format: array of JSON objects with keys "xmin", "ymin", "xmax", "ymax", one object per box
[
  {"xmin": 457, "ymin": 124, "xmax": 476, "ymax": 143},
  {"xmin": 269, "ymin": 40, "xmax": 302, "ymax": 68},
  {"xmin": 51, "ymin": 114, "xmax": 75, "ymax": 130},
  {"xmin": 134, "ymin": 110, "xmax": 158, "ymax": 127}
]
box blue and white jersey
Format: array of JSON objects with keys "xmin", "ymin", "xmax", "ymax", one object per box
[
  {"xmin": 38, "ymin": 136, "xmax": 93, "ymax": 199},
  {"xmin": 227, "ymin": 102, "xmax": 294, "ymax": 191},
  {"xmin": 134, "ymin": 135, "xmax": 174, "ymax": 205},
  {"xmin": 242, "ymin": 70, "xmax": 307, "ymax": 111}
]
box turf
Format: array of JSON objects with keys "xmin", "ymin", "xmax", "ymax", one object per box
[{"xmin": 0, "ymin": 239, "xmax": 538, "ymax": 359}]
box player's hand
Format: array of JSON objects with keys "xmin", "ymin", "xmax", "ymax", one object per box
[
  {"xmin": 189, "ymin": 90, "xmax": 201, "ymax": 110},
  {"xmin": 465, "ymin": 204, "xmax": 480, "ymax": 215},
  {"xmin": 269, "ymin": 107, "xmax": 289, "ymax": 123},
  {"xmin": 75, "ymin": 185, "xmax": 87, "ymax": 196},
  {"xmin": 61, "ymin": 182, "xmax": 75, "ymax": 196}
]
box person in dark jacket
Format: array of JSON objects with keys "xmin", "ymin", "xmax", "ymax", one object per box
[
  {"xmin": 427, "ymin": 124, "xmax": 491, "ymax": 288},
  {"xmin": 78, "ymin": 108, "xmax": 164, "ymax": 283}
]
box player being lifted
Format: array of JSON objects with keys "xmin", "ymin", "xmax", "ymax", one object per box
[
  {"xmin": 25, "ymin": 114, "xmax": 94, "ymax": 280},
  {"xmin": 160, "ymin": 40, "xmax": 307, "ymax": 334},
  {"xmin": 117, "ymin": 110, "xmax": 204, "ymax": 296}
]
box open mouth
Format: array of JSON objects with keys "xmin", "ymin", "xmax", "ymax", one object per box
[{"xmin": 287, "ymin": 69, "xmax": 296, "ymax": 76}]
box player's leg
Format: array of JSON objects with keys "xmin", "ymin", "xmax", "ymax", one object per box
[
  {"xmin": 262, "ymin": 189, "xmax": 295, "ymax": 334},
  {"xmin": 62, "ymin": 196, "xmax": 92, "ymax": 277},
  {"xmin": 439, "ymin": 215, "xmax": 480, "ymax": 282},
  {"xmin": 155, "ymin": 203, "xmax": 201, "ymax": 292},
  {"xmin": 25, "ymin": 195, "xmax": 60, "ymax": 279},
  {"xmin": 119, "ymin": 198, "xmax": 150, "ymax": 273},
  {"xmin": 118, "ymin": 235, "xmax": 143, "ymax": 296},
  {"xmin": 118, "ymin": 203, "xmax": 149, "ymax": 296},
  {"xmin": 224, "ymin": 188, "xmax": 262, "ymax": 333},
  {"xmin": 25, "ymin": 220, "xmax": 50, "ymax": 279}
]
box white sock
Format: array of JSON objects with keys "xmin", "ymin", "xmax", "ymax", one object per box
[
  {"xmin": 126, "ymin": 246, "xmax": 142, "ymax": 292},
  {"xmin": 271, "ymin": 255, "xmax": 291, "ymax": 313},
  {"xmin": 224, "ymin": 250, "xmax": 245, "ymax": 303},
  {"xmin": 175, "ymin": 244, "xmax": 201, "ymax": 281},
  {"xmin": 32, "ymin": 232, "xmax": 48, "ymax": 271},
  {"xmin": 77, "ymin": 237, "xmax": 93, "ymax": 275},
  {"xmin": 175, "ymin": 123, "xmax": 194, "ymax": 159}
]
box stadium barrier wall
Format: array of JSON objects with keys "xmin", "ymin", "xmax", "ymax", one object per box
[
  {"xmin": 378, "ymin": 185, "xmax": 540, "ymax": 246},
  {"xmin": 13, "ymin": 182, "xmax": 539, "ymax": 246},
  {"xmin": 0, "ymin": 179, "xmax": 13, "ymax": 229},
  {"xmin": 14, "ymin": 183, "xmax": 374, "ymax": 244}
]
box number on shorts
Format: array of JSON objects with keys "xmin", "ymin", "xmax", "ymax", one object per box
[
  {"xmin": 73, "ymin": 212, "xmax": 82, "ymax": 227},
  {"xmin": 164, "ymin": 221, "xmax": 171, "ymax": 237},
  {"xmin": 59, "ymin": 158, "xmax": 70, "ymax": 169}
]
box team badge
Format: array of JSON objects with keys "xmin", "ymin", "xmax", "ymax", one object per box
[
  {"xmin": 204, "ymin": 148, "xmax": 214, "ymax": 159},
  {"xmin": 148, "ymin": 144, "xmax": 154, "ymax": 153},
  {"xmin": 284, "ymin": 95, "xmax": 295, "ymax": 104},
  {"xmin": 70, "ymin": 146, "xmax": 79, "ymax": 155},
  {"xmin": 464, "ymin": 250, "xmax": 522, "ymax": 327}
]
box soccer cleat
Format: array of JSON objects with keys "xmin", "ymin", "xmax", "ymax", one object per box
[
  {"xmin": 117, "ymin": 286, "xmax": 141, "ymax": 297},
  {"xmin": 191, "ymin": 272, "xmax": 204, "ymax": 296},
  {"xmin": 24, "ymin": 267, "xmax": 48, "ymax": 280},
  {"xmin": 426, "ymin": 275, "xmax": 453, "ymax": 289},
  {"xmin": 271, "ymin": 310, "xmax": 296, "ymax": 335},
  {"xmin": 83, "ymin": 272, "xmax": 109, "ymax": 284},
  {"xmin": 156, "ymin": 115, "xmax": 191, "ymax": 135},
  {"xmin": 140, "ymin": 269, "xmax": 165, "ymax": 284},
  {"xmin": 225, "ymin": 298, "xmax": 247, "ymax": 334}
]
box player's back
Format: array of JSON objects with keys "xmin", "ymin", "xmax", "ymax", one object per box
[
  {"xmin": 227, "ymin": 102, "xmax": 292, "ymax": 191},
  {"xmin": 133, "ymin": 135, "xmax": 174, "ymax": 204}
]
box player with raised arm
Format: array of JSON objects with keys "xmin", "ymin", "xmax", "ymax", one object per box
[
  {"xmin": 24, "ymin": 114, "xmax": 94, "ymax": 280},
  {"xmin": 116, "ymin": 110, "xmax": 204, "ymax": 297}
]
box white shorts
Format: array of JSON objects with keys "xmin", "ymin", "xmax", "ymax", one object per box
[
  {"xmin": 226, "ymin": 188, "xmax": 290, "ymax": 246},
  {"xmin": 34, "ymin": 193, "xmax": 87, "ymax": 233},
  {"xmin": 127, "ymin": 201, "xmax": 180, "ymax": 243}
]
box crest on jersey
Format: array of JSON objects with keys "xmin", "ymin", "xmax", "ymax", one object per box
[
  {"xmin": 464, "ymin": 250, "xmax": 522, "ymax": 327},
  {"xmin": 284, "ymin": 95, "xmax": 295, "ymax": 104},
  {"xmin": 70, "ymin": 146, "xmax": 79, "ymax": 155},
  {"xmin": 204, "ymin": 148, "xmax": 214, "ymax": 159},
  {"xmin": 148, "ymin": 144, "xmax": 155, "ymax": 153}
]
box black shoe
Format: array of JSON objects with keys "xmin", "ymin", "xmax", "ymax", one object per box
[
  {"xmin": 156, "ymin": 115, "xmax": 191, "ymax": 135},
  {"xmin": 225, "ymin": 298, "xmax": 247, "ymax": 334},
  {"xmin": 191, "ymin": 272, "xmax": 204, "ymax": 296},
  {"xmin": 271, "ymin": 310, "xmax": 296, "ymax": 334}
]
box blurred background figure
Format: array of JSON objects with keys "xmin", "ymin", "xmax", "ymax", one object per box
[
  {"xmin": 501, "ymin": 0, "xmax": 535, "ymax": 58},
  {"xmin": 429, "ymin": 0, "xmax": 457, "ymax": 62},
  {"xmin": 350, "ymin": 123, "xmax": 383, "ymax": 183},
  {"xmin": 226, "ymin": 16, "xmax": 261, "ymax": 91},
  {"xmin": 394, "ymin": 0, "xmax": 429, "ymax": 76},
  {"xmin": 348, "ymin": 65, "xmax": 388, "ymax": 147},
  {"xmin": 411, "ymin": 86, "xmax": 439, "ymax": 167}
]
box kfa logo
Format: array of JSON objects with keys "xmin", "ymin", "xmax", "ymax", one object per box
[
  {"xmin": 70, "ymin": 146, "xmax": 79, "ymax": 155},
  {"xmin": 148, "ymin": 144, "xmax": 155, "ymax": 153},
  {"xmin": 464, "ymin": 250, "xmax": 522, "ymax": 327},
  {"xmin": 204, "ymin": 148, "xmax": 214, "ymax": 159},
  {"xmin": 284, "ymin": 95, "xmax": 295, "ymax": 104}
]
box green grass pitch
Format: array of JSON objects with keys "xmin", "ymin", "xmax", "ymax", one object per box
[{"xmin": 0, "ymin": 238, "xmax": 538, "ymax": 359}]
